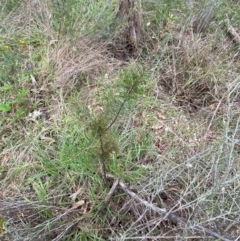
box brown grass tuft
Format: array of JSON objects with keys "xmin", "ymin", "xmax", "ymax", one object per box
[{"xmin": 52, "ymin": 39, "xmax": 117, "ymax": 87}]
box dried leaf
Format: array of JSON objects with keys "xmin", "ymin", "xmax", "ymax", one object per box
[
  {"xmin": 156, "ymin": 112, "xmax": 167, "ymax": 120},
  {"xmin": 151, "ymin": 124, "xmax": 164, "ymax": 134},
  {"xmin": 70, "ymin": 188, "xmax": 83, "ymax": 201},
  {"xmin": 71, "ymin": 200, "xmax": 85, "ymax": 210},
  {"xmin": 28, "ymin": 110, "xmax": 42, "ymax": 119},
  {"xmin": 151, "ymin": 124, "xmax": 164, "ymax": 130},
  {"xmin": 0, "ymin": 227, "xmax": 4, "ymax": 234}
]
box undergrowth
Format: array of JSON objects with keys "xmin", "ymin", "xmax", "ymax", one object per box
[{"xmin": 1, "ymin": 0, "xmax": 240, "ymax": 241}]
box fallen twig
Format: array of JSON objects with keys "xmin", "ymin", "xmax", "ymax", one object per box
[{"xmin": 105, "ymin": 178, "xmax": 119, "ymax": 203}]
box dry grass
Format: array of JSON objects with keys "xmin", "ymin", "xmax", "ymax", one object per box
[
  {"xmin": 157, "ymin": 26, "xmax": 235, "ymax": 112},
  {"xmin": 52, "ymin": 39, "xmax": 115, "ymax": 87}
]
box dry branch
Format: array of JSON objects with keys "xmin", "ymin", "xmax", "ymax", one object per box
[{"xmin": 106, "ymin": 173, "xmax": 233, "ymax": 241}]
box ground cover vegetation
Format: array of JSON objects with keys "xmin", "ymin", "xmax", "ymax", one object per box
[{"xmin": 0, "ymin": 0, "xmax": 240, "ymax": 240}]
